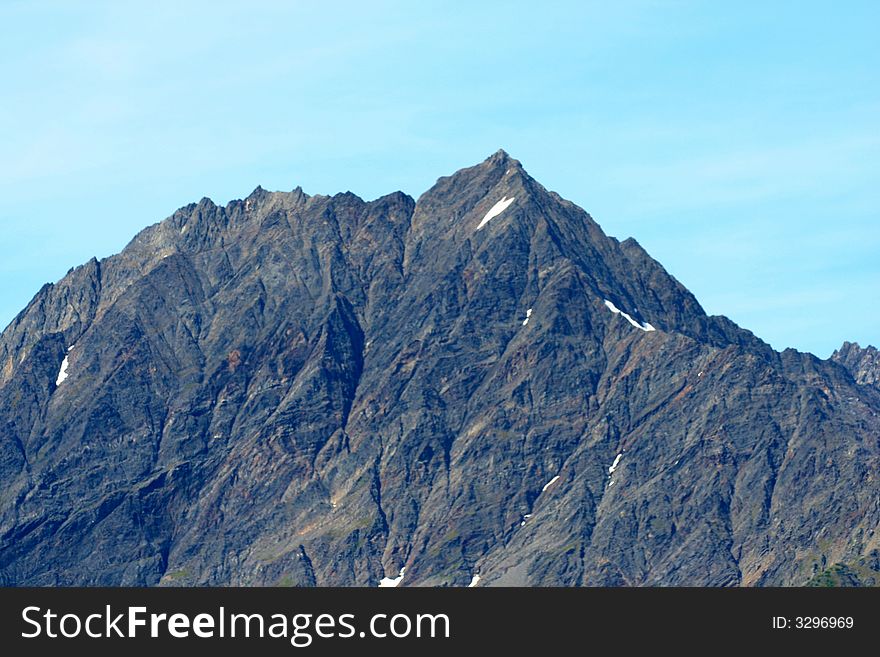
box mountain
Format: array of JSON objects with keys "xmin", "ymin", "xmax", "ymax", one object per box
[
  {"xmin": 1, "ymin": 150, "xmax": 878, "ymax": 586},
  {"xmin": 832, "ymin": 342, "xmax": 880, "ymax": 388}
]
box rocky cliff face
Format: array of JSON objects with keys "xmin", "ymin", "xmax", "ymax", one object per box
[
  {"xmin": 833, "ymin": 342, "xmax": 880, "ymax": 388},
  {"xmin": 1, "ymin": 151, "xmax": 878, "ymax": 586}
]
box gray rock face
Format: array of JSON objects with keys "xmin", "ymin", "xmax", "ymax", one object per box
[
  {"xmin": 833, "ymin": 342, "xmax": 880, "ymax": 388},
  {"xmin": 1, "ymin": 150, "xmax": 879, "ymax": 586}
]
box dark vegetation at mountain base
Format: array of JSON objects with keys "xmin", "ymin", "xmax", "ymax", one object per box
[{"xmin": 1, "ymin": 151, "xmax": 878, "ymax": 586}]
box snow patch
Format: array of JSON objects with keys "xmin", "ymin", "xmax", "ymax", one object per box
[
  {"xmin": 541, "ymin": 475, "xmax": 560, "ymax": 492},
  {"xmin": 608, "ymin": 453, "xmax": 623, "ymax": 475},
  {"xmin": 378, "ymin": 566, "xmax": 406, "ymax": 588},
  {"xmin": 55, "ymin": 347, "xmax": 73, "ymax": 386},
  {"xmin": 468, "ymin": 574, "xmax": 481, "ymax": 587},
  {"xmin": 55, "ymin": 356, "xmax": 69, "ymax": 386},
  {"xmin": 603, "ymin": 299, "xmax": 656, "ymax": 332},
  {"xmin": 520, "ymin": 513, "xmax": 533, "ymax": 526},
  {"xmin": 477, "ymin": 196, "xmax": 515, "ymax": 230},
  {"xmin": 522, "ymin": 308, "xmax": 532, "ymax": 326}
]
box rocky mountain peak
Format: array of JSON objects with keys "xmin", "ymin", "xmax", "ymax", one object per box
[
  {"xmin": 0, "ymin": 153, "xmax": 878, "ymax": 587},
  {"xmin": 832, "ymin": 341, "xmax": 880, "ymax": 387}
]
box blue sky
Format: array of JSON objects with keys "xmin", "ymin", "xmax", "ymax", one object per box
[{"xmin": 1, "ymin": 1, "xmax": 877, "ymax": 357}]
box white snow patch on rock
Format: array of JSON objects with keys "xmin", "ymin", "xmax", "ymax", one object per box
[
  {"xmin": 541, "ymin": 475, "xmax": 560, "ymax": 492},
  {"xmin": 522, "ymin": 308, "xmax": 532, "ymax": 326},
  {"xmin": 477, "ymin": 196, "xmax": 515, "ymax": 230},
  {"xmin": 603, "ymin": 299, "xmax": 656, "ymax": 332},
  {"xmin": 608, "ymin": 453, "xmax": 623, "ymax": 475},
  {"xmin": 468, "ymin": 574, "xmax": 481, "ymax": 587},
  {"xmin": 55, "ymin": 347, "xmax": 73, "ymax": 386},
  {"xmin": 55, "ymin": 357, "xmax": 70, "ymax": 386},
  {"xmin": 378, "ymin": 566, "xmax": 406, "ymax": 588}
]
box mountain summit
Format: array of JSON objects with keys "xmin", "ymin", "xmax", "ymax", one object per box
[{"xmin": 1, "ymin": 153, "xmax": 878, "ymax": 586}]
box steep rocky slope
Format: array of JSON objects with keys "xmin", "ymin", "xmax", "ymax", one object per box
[
  {"xmin": 1, "ymin": 151, "xmax": 878, "ymax": 586},
  {"xmin": 833, "ymin": 342, "xmax": 880, "ymax": 388}
]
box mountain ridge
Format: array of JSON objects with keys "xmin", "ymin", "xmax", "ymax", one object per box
[
  {"xmin": 1, "ymin": 151, "xmax": 878, "ymax": 586},
  {"xmin": 832, "ymin": 341, "xmax": 880, "ymax": 388}
]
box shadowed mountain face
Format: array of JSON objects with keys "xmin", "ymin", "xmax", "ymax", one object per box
[{"xmin": 1, "ymin": 151, "xmax": 879, "ymax": 587}]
